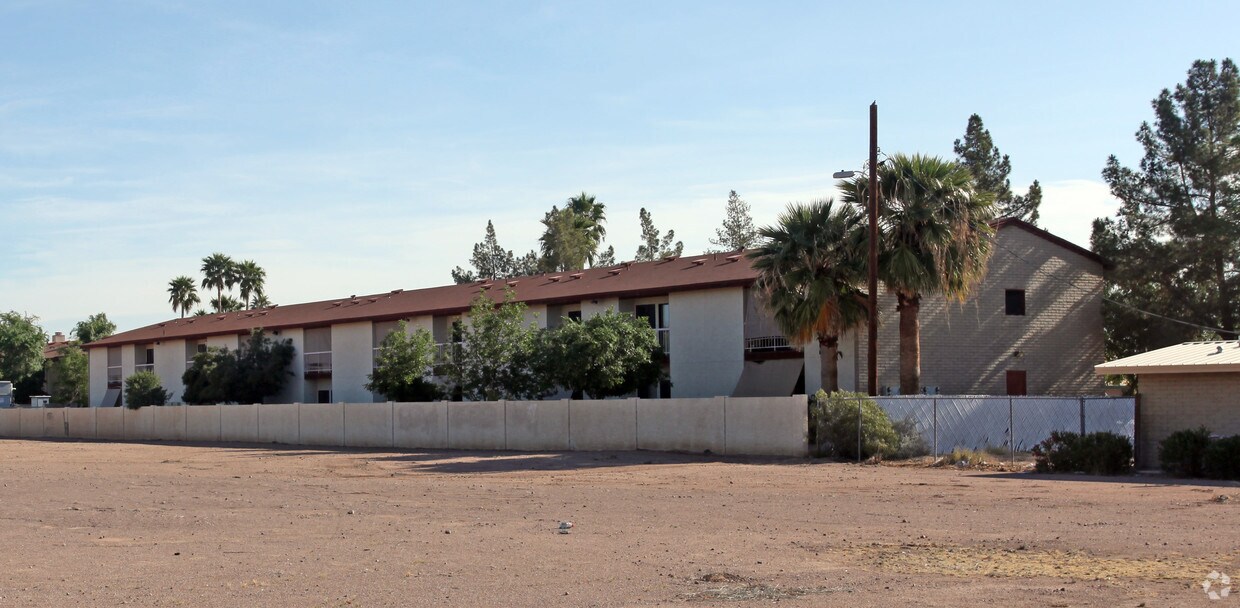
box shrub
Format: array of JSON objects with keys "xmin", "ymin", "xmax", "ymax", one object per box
[
  {"xmin": 890, "ymin": 416, "xmax": 930, "ymax": 459},
  {"xmin": 1202, "ymin": 436, "xmax": 1240, "ymax": 480},
  {"xmin": 1159, "ymin": 427, "xmax": 1212, "ymax": 478},
  {"xmin": 811, "ymin": 390, "xmax": 897, "ymax": 460},
  {"xmin": 124, "ymin": 371, "xmax": 168, "ymax": 409},
  {"xmin": 1032, "ymin": 431, "xmax": 1132, "ymax": 475}
]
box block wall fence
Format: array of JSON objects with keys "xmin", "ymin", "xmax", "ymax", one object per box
[{"xmin": 0, "ymin": 396, "xmax": 809, "ymax": 457}]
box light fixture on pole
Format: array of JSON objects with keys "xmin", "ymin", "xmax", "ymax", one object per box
[{"xmin": 832, "ymin": 102, "xmax": 880, "ymax": 396}]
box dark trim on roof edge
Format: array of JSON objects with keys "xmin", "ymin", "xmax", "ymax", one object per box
[{"xmin": 992, "ymin": 217, "xmax": 1111, "ymax": 268}]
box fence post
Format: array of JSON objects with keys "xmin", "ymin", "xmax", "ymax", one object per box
[
  {"xmin": 1079, "ymin": 396, "xmax": 1086, "ymax": 435},
  {"xmin": 857, "ymin": 397, "xmax": 863, "ymax": 463},
  {"xmin": 1008, "ymin": 397, "xmax": 1015, "ymax": 465},
  {"xmin": 932, "ymin": 397, "xmax": 938, "ymax": 460}
]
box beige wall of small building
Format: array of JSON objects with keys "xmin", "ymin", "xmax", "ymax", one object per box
[
  {"xmin": 669, "ymin": 287, "xmax": 745, "ymax": 398},
  {"xmin": 88, "ymin": 347, "xmax": 108, "ymax": 407},
  {"xmin": 1134, "ymin": 372, "xmax": 1240, "ymax": 468},
  {"xmin": 271, "ymin": 328, "xmax": 305, "ymax": 404},
  {"xmin": 330, "ymin": 321, "xmax": 374, "ymax": 404},
  {"xmin": 153, "ymin": 339, "xmax": 187, "ymax": 403},
  {"xmin": 856, "ymin": 225, "xmax": 1104, "ymax": 395}
]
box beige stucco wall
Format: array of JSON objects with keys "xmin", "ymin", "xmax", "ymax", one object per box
[
  {"xmin": 345, "ymin": 403, "xmax": 394, "ymax": 448},
  {"xmin": 269, "ymin": 328, "xmax": 304, "ymax": 404},
  {"xmin": 154, "ymin": 339, "xmax": 187, "ymax": 403},
  {"xmin": 669, "ymin": 287, "xmax": 745, "ymax": 398},
  {"xmin": 857, "ymin": 225, "xmax": 1104, "ymax": 395},
  {"xmin": 330, "ymin": 322, "xmax": 373, "ymax": 404},
  {"xmin": 206, "ymin": 334, "xmax": 239, "ymax": 351},
  {"xmin": 1135, "ymin": 372, "xmax": 1240, "ymax": 468},
  {"xmin": 581, "ymin": 297, "xmax": 620, "ymax": 319},
  {"xmin": 119, "ymin": 345, "xmax": 136, "ymax": 407},
  {"xmin": 88, "ymin": 347, "xmax": 108, "ymax": 407}
]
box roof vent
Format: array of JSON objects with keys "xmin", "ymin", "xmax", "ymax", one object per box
[
  {"xmin": 662, "ymin": 255, "xmax": 678, "ymax": 262},
  {"xmin": 350, "ymin": 300, "xmax": 360, "ymax": 305},
  {"xmin": 608, "ymin": 269, "xmax": 622, "ymax": 276},
  {"xmin": 332, "ymin": 302, "xmax": 342, "ymax": 307},
  {"xmin": 506, "ymin": 280, "xmax": 519, "ymax": 287},
  {"xmin": 391, "ymin": 289, "xmax": 403, "ymax": 294},
  {"xmin": 368, "ymin": 297, "xmax": 379, "ymax": 303},
  {"xmin": 569, "ymin": 272, "xmax": 583, "ymax": 280},
  {"xmin": 690, "ymin": 259, "xmax": 705, "ymax": 266},
  {"xmin": 725, "ymin": 254, "xmax": 742, "ymax": 262},
  {"xmin": 479, "ymin": 283, "xmax": 492, "ymax": 291},
  {"xmin": 549, "ymin": 276, "xmax": 562, "ymax": 282},
  {"xmin": 217, "ymin": 315, "xmax": 226, "ymax": 320}
]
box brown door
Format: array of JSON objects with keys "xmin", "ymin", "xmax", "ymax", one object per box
[{"xmin": 1006, "ymin": 370, "xmax": 1027, "ymax": 396}]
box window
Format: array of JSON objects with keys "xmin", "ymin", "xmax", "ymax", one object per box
[
  {"xmin": 1006, "ymin": 370, "xmax": 1027, "ymax": 396},
  {"xmin": 304, "ymin": 327, "xmax": 332, "ymax": 375},
  {"xmin": 1005, "ymin": 289, "xmax": 1026, "ymax": 316},
  {"xmin": 106, "ymin": 347, "xmax": 122, "ymax": 388},
  {"xmin": 635, "ymin": 303, "xmax": 670, "ymax": 353},
  {"xmin": 566, "ymin": 310, "xmax": 582, "ymax": 323},
  {"xmin": 372, "ymin": 320, "xmax": 401, "ymax": 368},
  {"xmin": 317, "ymin": 389, "xmax": 332, "ymax": 404}
]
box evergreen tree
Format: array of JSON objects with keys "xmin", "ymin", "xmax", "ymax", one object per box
[
  {"xmin": 451, "ymin": 220, "xmax": 536, "ymax": 283},
  {"xmin": 595, "ymin": 245, "xmax": 616, "ymax": 267},
  {"xmin": 1093, "ymin": 58, "xmax": 1240, "ymax": 356},
  {"xmin": 708, "ymin": 190, "xmax": 758, "ymax": 252},
  {"xmin": 954, "ymin": 114, "xmax": 1042, "ymax": 224},
  {"xmin": 634, "ymin": 208, "xmax": 684, "ymax": 262}
]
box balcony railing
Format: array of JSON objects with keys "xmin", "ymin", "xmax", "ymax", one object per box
[
  {"xmin": 135, "ymin": 363, "xmax": 155, "ymax": 374},
  {"xmin": 304, "ymin": 351, "xmax": 332, "ymax": 376},
  {"xmin": 656, "ymin": 328, "xmax": 670, "ymax": 354},
  {"xmin": 107, "ymin": 368, "xmax": 122, "ymax": 389},
  {"xmin": 744, "ymin": 335, "xmax": 793, "ymax": 353}
]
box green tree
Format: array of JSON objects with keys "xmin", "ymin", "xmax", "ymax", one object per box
[
  {"xmin": 0, "ymin": 311, "xmax": 47, "ymax": 403},
  {"xmin": 543, "ymin": 309, "xmax": 663, "ymax": 399},
  {"xmin": 49, "ymin": 344, "xmax": 89, "ymax": 406},
  {"xmin": 236, "ymin": 260, "xmax": 266, "ymax": 309},
  {"xmin": 167, "ymin": 276, "xmax": 200, "ymax": 318},
  {"xmin": 708, "ymin": 190, "xmax": 759, "ymax": 252},
  {"xmin": 954, "ymin": 114, "xmax": 1042, "ymax": 224},
  {"xmin": 634, "ymin": 208, "xmax": 684, "ymax": 261},
  {"xmin": 211, "ymin": 295, "xmax": 244, "ymax": 313},
  {"xmin": 72, "ymin": 313, "xmax": 116, "ymax": 344},
  {"xmin": 1093, "ymin": 58, "xmax": 1240, "ymax": 356},
  {"xmin": 366, "ymin": 321, "xmax": 442, "ymax": 402},
  {"xmin": 250, "ymin": 293, "xmax": 274, "ymax": 309},
  {"xmin": 447, "ymin": 290, "xmax": 548, "ymax": 401},
  {"xmin": 840, "ymin": 153, "xmax": 996, "ymax": 394},
  {"xmin": 124, "ymin": 371, "xmax": 169, "ymax": 408},
  {"xmin": 451, "ymin": 220, "xmax": 538, "ymax": 284},
  {"xmin": 539, "ymin": 192, "xmax": 608, "ymax": 271},
  {"xmin": 748, "ymin": 199, "xmax": 869, "ymax": 391},
  {"xmin": 595, "ymin": 245, "xmax": 616, "ymax": 267},
  {"xmin": 200, "ymin": 252, "xmax": 238, "ymax": 312},
  {"xmin": 181, "ymin": 330, "xmax": 295, "ymax": 404}
]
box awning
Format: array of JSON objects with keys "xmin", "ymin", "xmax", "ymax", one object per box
[
  {"xmin": 731, "ymin": 359, "xmax": 804, "ymax": 397},
  {"xmin": 101, "ymin": 388, "xmax": 121, "ymax": 407}
]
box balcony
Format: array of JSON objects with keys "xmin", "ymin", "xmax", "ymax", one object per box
[
  {"xmin": 106, "ymin": 368, "xmax": 122, "ymax": 389},
  {"xmin": 656, "ymin": 328, "xmax": 670, "ymax": 354},
  {"xmin": 304, "ymin": 351, "xmax": 332, "ymax": 378},
  {"xmin": 135, "ymin": 363, "xmax": 155, "ymax": 375},
  {"xmin": 744, "ymin": 335, "xmax": 798, "ymax": 360}
]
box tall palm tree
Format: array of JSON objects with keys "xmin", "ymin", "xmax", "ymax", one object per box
[
  {"xmin": 840, "ymin": 153, "xmax": 996, "ymax": 394},
  {"xmin": 236, "ymin": 260, "xmax": 266, "ymax": 309},
  {"xmin": 200, "ymin": 253, "xmax": 237, "ymax": 312},
  {"xmin": 250, "ymin": 293, "xmax": 273, "ymax": 309},
  {"xmin": 748, "ymin": 199, "xmax": 869, "ymax": 392},
  {"xmin": 539, "ymin": 192, "xmax": 608, "ymax": 271},
  {"xmin": 167, "ymin": 276, "xmax": 200, "ymax": 318}
]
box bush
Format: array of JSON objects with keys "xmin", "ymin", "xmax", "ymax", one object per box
[
  {"xmin": 1159, "ymin": 427, "xmax": 1212, "ymax": 478},
  {"xmin": 124, "ymin": 371, "xmax": 168, "ymax": 409},
  {"xmin": 1202, "ymin": 436, "xmax": 1240, "ymax": 480},
  {"xmin": 1032, "ymin": 431, "xmax": 1132, "ymax": 475},
  {"xmin": 811, "ymin": 390, "xmax": 897, "ymax": 460}
]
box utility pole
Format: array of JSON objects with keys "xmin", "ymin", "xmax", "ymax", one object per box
[{"xmin": 867, "ymin": 102, "xmax": 879, "ymax": 396}]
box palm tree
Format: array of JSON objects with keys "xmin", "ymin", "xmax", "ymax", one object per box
[
  {"xmin": 250, "ymin": 293, "xmax": 273, "ymax": 309},
  {"xmin": 748, "ymin": 199, "xmax": 869, "ymax": 392},
  {"xmin": 539, "ymin": 192, "xmax": 608, "ymax": 271},
  {"xmin": 200, "ymin": 253, "xmax": 237, "ymax": 312},
  {"xmin": 236, "ymin": 260, "xmax": 266, "ymax": 309},
  {"xmin": 211, "ymin": 295, "xmax": 244, "ymax": 313},
  {"xmin": 839, "ymin": 153, "xmax": 996, "ymax": 394},
  {"xmin": 167, "ymin": 276, "xmax": 200, "ymax": 318}
]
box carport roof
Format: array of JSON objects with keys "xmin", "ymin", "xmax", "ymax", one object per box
[{"xmin": 1094, "ymin": 341, "xmax": 1240, "ymax": 375}]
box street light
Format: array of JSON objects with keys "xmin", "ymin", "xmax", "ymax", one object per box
[{"xmin": 832, "ymin": 103, "xmax": 880, "ymax": 396}]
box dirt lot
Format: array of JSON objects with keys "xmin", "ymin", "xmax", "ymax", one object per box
[{"xmin": 0, "ymin": 440, "xmax": 1236, "ymax": 607}]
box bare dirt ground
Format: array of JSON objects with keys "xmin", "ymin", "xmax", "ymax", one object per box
[{"xmin": 0, "ymin": 440, "xmax": 1236, "ymax": 607}]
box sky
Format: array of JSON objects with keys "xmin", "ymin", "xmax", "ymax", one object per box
[{"xmin": 1, "ymin": 1, "xmax": 1237, "ymax": 335}]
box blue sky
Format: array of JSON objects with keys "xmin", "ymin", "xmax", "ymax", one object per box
[{"xmin": 1, "ymin": 1, "xmax": 1237, "ymax": 334}]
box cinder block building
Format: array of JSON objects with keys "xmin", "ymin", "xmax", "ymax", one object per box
[{"xmin": 85, "ymin": 219, "xmax": 1105, "ymax": 406}]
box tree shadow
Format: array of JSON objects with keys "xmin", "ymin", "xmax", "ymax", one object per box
[{"xmin": 974, "ymin": 470, "xmax": 1240, "ymax": 488}]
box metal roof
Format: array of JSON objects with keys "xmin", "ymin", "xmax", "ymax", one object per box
[{"xmin": 1094, "ymin": 341, "xmax": 1240, "ymax": 375}]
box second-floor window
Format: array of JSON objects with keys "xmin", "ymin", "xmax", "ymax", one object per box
[
  {"xmin": 304, "ymin": 327, "xmax": 332, "ymax": 373},
  {"xmin": 1005, "ymin": 289, "xmax": 1027, "ymax": 316},
  {"xmin": 135, "ymin": 345, "xmax": 155, "ymax": 373},
  {"xmin": 636, "ymin": 303, "xmax": 670, "ymax": 353},
  {"xmin": 106, "ymin": 347, "xmax": 122, "ymax": 388}
]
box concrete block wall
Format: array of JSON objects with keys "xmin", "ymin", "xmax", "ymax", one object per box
[
  {"xmin": 856, "ymin": 226, "xmax": 1105, "ymax": 396},
  {"xmin": 0, "ymin": 395, "xmax": 809, "ymax": 457},
  {"xmin": 1135, "ymin": 373, "xmax": 1240, "ymax": 468}
]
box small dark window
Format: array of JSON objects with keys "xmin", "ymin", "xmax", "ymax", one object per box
[
  {"xmin": 317, "ymin": 389, "xmax": 332, "ymax": 404},
  {"xmin": 1005, "ymin": 289, "xmax": 1026, "ymax": 316},
  {"xmin": 1006, "ymin": 370, "xmax": 1027, "ymax": 396},
  {"xmin": 566, "ymin": 310, "xmax": 582, "ymax": 323}
]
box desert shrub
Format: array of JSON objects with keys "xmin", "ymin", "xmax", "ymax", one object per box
[
  {"xmin": 1159, "ymin": 427, "xmax": 1212, "ymax": 478},
  {"xmin": 124, "ymin": 371, "xmax": 168, "ymax": 409},
  {"xmin": 1032, "ymin": 431, "xmax": 1132, "ymax": 475},
  {"xmin": 811, "ymin": 390, "xmax": 897, "ymax": 460},
  {"xmin": 889, "ymin": 416, "xmax": 930, "ymax": 459},
  {"xmin": 1202, "ymin": 435, "xmax": 1240, "ymax": 480},
  {"xmin": 936, "ymin": 447, "xmax": 990, "ymax": 467}
]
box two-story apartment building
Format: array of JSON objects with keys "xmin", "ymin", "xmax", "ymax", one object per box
[{"xmin": 84, "ymin": 219, "xmax": 1106, "ymax": 406}]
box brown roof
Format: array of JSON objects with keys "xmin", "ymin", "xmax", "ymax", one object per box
[
  {"xmin": 88, "ymin": 221, "xmax": 1104, "ymax": 350},
  {"xmin": 87, "ymin": 252, "xmax": 758, "ymax": 349}
]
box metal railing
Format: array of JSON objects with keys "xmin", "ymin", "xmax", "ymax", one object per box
[
  {"xmin": 304, "ymin": 352, "xmax": 332, "ymax": 374},
  {"xmin": 744, "ymin": 335, "xmax": 792, "ymax": 352},
  {"xmin": 656, "ymin": 329, "xmax": 670, "ymax": 354},
  {"xmin": 134, "ymin": 363, "xmax": 155, "ymax": 374}
]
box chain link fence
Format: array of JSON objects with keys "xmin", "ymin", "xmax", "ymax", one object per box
[{"xmin": 812, "ymin": 395, "xmax": 1135, "ymax": 463}]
